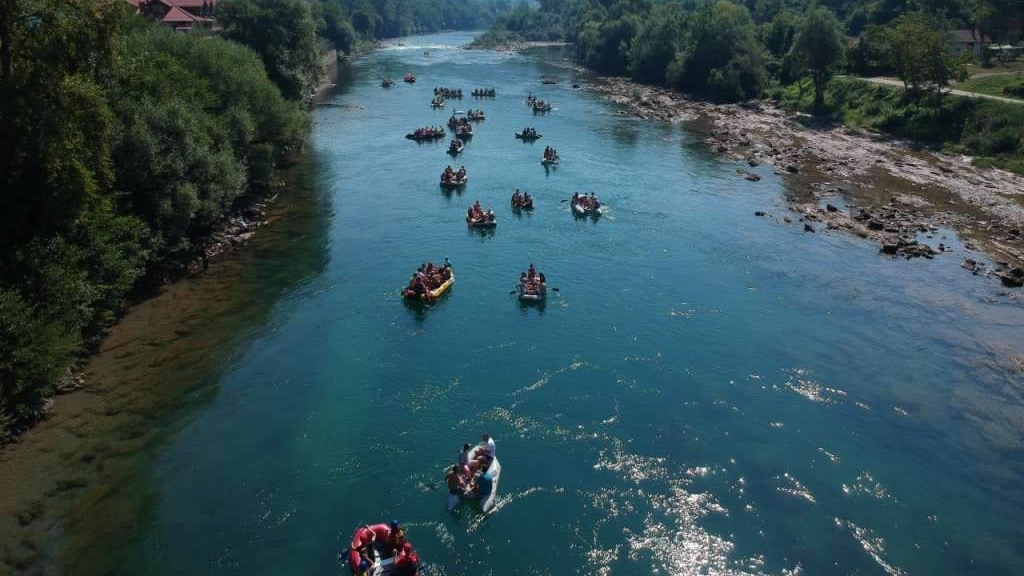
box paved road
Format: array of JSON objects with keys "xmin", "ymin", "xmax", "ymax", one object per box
[{"xmin": 849, "ymin": 76, "xmax": 1024, "ymax": 105}]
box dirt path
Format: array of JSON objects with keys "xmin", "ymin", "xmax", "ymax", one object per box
[{"xmin": 854, "ymin": 76, "xmax": 1023, "ymax": 105}]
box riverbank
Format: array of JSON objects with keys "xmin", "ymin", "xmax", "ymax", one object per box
[
  {"xmin": 0, "ymin": 50, "xmax": 345, "ymax": 575},
  {"xmin": 466, "ymin": 40, "xmax": 570, "ymax": 53},
  {"xmin": 590, "ymin": 75, "xmax": 1024, "ymax": 288},
  {"xmin": 0, "ymin": 160, "xmax": 329, "ymax": 575}
]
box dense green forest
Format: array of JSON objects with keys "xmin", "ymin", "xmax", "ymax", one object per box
[
  {"xmin": 475, "ymin": 0, "xmax": 1024, "ymax": 169},
  {"xmin": 0, "ymin": 0, "xmax": 506, "ymax": 441}
]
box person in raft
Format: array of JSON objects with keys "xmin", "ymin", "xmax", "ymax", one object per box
[
  {"xmin": 447, "ymin": 464, "xmax": 466, "ymax": 495},
  {"xmin": 347, "ymin": 526, "xmax": 376, "ymax": 573},
  {"xmin": 458, "ymin": 443, "xmax": 472, "ymax": 473},
  {"xmin": 346, "ymin": 520, "xmax": 405, "ymax": 572},
  {"xmin": 449, "ymin": 434, "xmax": 496, "ymax": 499},
  {"xmin": 369, "ymin": 519, "xmax": 405, "ymax": 556},
  {"xmin": 395, "ymin": 541, "xmax": 420, "ymax": 576},
  {"xmin": 465, "ymin": 433, "xmax": 495, "ymax": 474}
]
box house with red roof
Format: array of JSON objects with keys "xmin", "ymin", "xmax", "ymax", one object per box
[{"xmin": 127, "ymin": 0, "xmax": 217, "ymax": 32}]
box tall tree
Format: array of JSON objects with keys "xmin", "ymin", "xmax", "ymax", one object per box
[
  {"xmin": 218, "ymin": 0, "xmax": 322, "ymax": 101},
  {"xmin": 788, "ymin": 6, "xmax": 845, "ymax": 108},
  {"xmin": 667, "ymin": 0, "xmax": 767, "ymax": 101},
  {"xmin": 886, "ymin": 12, "xmax": 967, "ymax": 97}
]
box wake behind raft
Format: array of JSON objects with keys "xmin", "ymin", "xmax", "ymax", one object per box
[{"xmin": 341, "ymin": 521, "xmax": 421, "ymax": 576}]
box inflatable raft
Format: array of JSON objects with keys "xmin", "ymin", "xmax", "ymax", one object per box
[
  {"xmin": 406, "ymin": 131, "xmax": 445, "ymax": 141},
  {"xmin": 572, "ymin": 199, "xmax": 600, "ymax": 216},
  {"xmin": 517, "ymin": 283, "xmax": 546, "ymax": 302},
  {"xmin": 447, "ymin": 140, "xmax": 464, "ymax": 155},
  {"xmin": 344, "ymin": 523, "xmax": 411, "ymax": 576},
  {"xmin": 403, "ymin": 271, "xmax": 454, "ymax": 302},
  {"xmin": 541, "ymin": 157, "xmax": 559, "ymax": 166},
  {"xmin": 447, "ymin": 446, "xmax": 501, "ymax": 513},
  {"xmin": 515, "ymin": 132, "xmax": 542, "ymax": 140},
  {"xmin": 440, "ymin": 175, "xmax": 468, "ymax": 188},
  {"xmin": 467, "ymin": 213, "xmax": 496, "ymax": 228}
]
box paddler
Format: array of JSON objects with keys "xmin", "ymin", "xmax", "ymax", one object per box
[
  {"xmin": 395, "ymin": 542, "xmax": 419, "ymax": 576},
  {"xmin": 447, "ymin": 464, "xmax": 466, "ymax": 493}
]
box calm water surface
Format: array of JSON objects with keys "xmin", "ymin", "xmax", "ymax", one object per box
[{"xmin": 73, "ymin": 32, "xmax": 1024, "ymax": 576}]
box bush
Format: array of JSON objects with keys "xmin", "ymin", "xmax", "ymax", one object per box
[{"xmin": 0, "ymin": 290, "xmax": 78, "ymax": 440}]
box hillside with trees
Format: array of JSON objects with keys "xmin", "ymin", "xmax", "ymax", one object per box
[
  {"xmin": 0, "ymin": 0, "xmax": 509, "ymax": 441},
  {"xmin": 475, "ymin": 0, "xmax": 1024, "ymax": 169}
]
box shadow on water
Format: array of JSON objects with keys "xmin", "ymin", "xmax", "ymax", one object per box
[
  {"xmin": 402, "ymin": 290, "xmax": 454, "ymax": 323},
  {"xmin": 517, "ymin": 297, "xmax": 547, "ymax": 315},
  {"xmin": 0, "ymin": 152, "xmax": 333, "ymax": 576},
  {"xmin": 468, "ymin": 226, "xmax": 496, "ymax": 240}
]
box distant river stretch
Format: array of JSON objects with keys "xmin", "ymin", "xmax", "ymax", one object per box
[{"xmin": 55, "ymin": 31, "xmax": 1024, "ymax": 576}]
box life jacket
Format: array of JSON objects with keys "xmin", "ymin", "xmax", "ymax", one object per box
[
  {"xmin": 350, "ymin": 527, "xmax": 373, "ymax": 550},
  {"xmin": 396, "ymin": 551, "xmax": 419, "ymax": 576},
  {"xmin": 368, "ymin": 523, "xmax": 392, "ymax": 544},
  {"xmin": 347, "ymin": 549, "xmax": 362, "ymax": 573}
]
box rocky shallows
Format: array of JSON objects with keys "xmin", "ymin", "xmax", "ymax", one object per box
[{"xmin": 591, "ymin": 76, "xmax": 1024, "ymax": 288}]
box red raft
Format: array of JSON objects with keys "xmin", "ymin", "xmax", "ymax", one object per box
[{"xmin": 343, "ymin": 521, "xmax": 420, "ymax": 576}]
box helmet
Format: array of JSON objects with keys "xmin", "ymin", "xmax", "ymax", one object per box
[
  {"xmin": 389, "ymin": 519, "xmax": 400, "ymax": 529},
  {"xmin": 359, "ymin": 560, "xmax": 369, "ymax": 570}
]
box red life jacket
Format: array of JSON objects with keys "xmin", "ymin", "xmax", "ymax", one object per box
[
  {"xmin": 347, "ymin": 549, "xmax": 362, "ymax": 573},
  {"xmin": 396, "ymin": 551, "xmax": 419, "ymax": 576},
  {"xmin": 350, "ymin": 527, "xmax": 373, "ymax": 550},
  {"xmin": 368, "ymin": 523, "xmax": 392, "ymax": 544}
]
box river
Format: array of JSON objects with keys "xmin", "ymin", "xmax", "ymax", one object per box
[{"xmin": 4, "ymin": 31, "xmax": 1024, "ymax": 576}]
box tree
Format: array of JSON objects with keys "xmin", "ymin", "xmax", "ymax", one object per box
[
  {"xmin": 0, "ymin": 289, "xmax": 78, "ymax": 439},
  {"xmin": 886, "ymin": 12, "xmax": 967, "ymax": 98},
  {"xmin": 667, "ymin": 0, "xmax": 767, "ymax": 101},
  {"xmin": 761, "ymin": 9, "xmax": 800, "ymax": 58},
  {"xmin": 217, "ymin": 0, "xmax": 322, "ymax": 101},
  {"xmin": 626, "ymin": 2, "xmax": 686, "ymax": 84},
  {"xmin": 788, "ymin": 6, "xmax": 846, "ymax": 108}
]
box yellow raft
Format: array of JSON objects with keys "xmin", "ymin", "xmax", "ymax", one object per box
[{"xmin": 403, "ymin": 271, "xmax": 455, "ymax": 301}]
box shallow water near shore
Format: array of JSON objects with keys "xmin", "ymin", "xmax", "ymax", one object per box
[{"xmin": 5, "ymin": 31, "xmax": 1024, "ymax": 576}]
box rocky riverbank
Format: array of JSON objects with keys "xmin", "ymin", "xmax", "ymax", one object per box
[
  {"xmin": 466, "ymin": 40, "xmax": 570, "ymax": 53},
  {"xmin": 591, "ymin": 76, "xmax": 1024, "ymax": 289}
]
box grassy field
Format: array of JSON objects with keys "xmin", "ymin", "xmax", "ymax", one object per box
[
  {"xmin": 955, "ymin": 73, "xmax": 1024, "ymax": 100},
  {"xmin": 965, "ymin": 59, "xmax": 1024, "ymax": 77},
  {"xmin": 771, "ymin": 77, "xmax": 1024, "ymax": 174}
]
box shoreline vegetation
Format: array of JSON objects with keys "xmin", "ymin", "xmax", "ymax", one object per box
[
  {"xmin": 471, "ymin": 2, "xmax": 1024, "ymax": 174},
  {"xmin": 0, "ymin": 0, "xmax": 511, "ymax": 444},
  {"xmin": 471, "ymin": 0, "xmax": 1023, "ymax": 283}
]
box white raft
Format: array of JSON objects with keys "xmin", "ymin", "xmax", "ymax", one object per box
[
  {"xmin": 446, "ymin": 446, "xmax": 501, "ymax": 513},
  {"xmin": 572, "ymin": 198, "xmax": 600, "ymax": 216}
]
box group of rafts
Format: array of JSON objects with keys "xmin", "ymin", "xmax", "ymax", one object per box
[{"xmin": 395, "ymin": 82, "xmax": 601, "ymax": 304}]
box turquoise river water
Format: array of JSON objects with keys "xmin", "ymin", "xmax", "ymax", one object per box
[{"xmin": 53, "ymin": 31, "xmax": 1024, "ymax": 576}]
